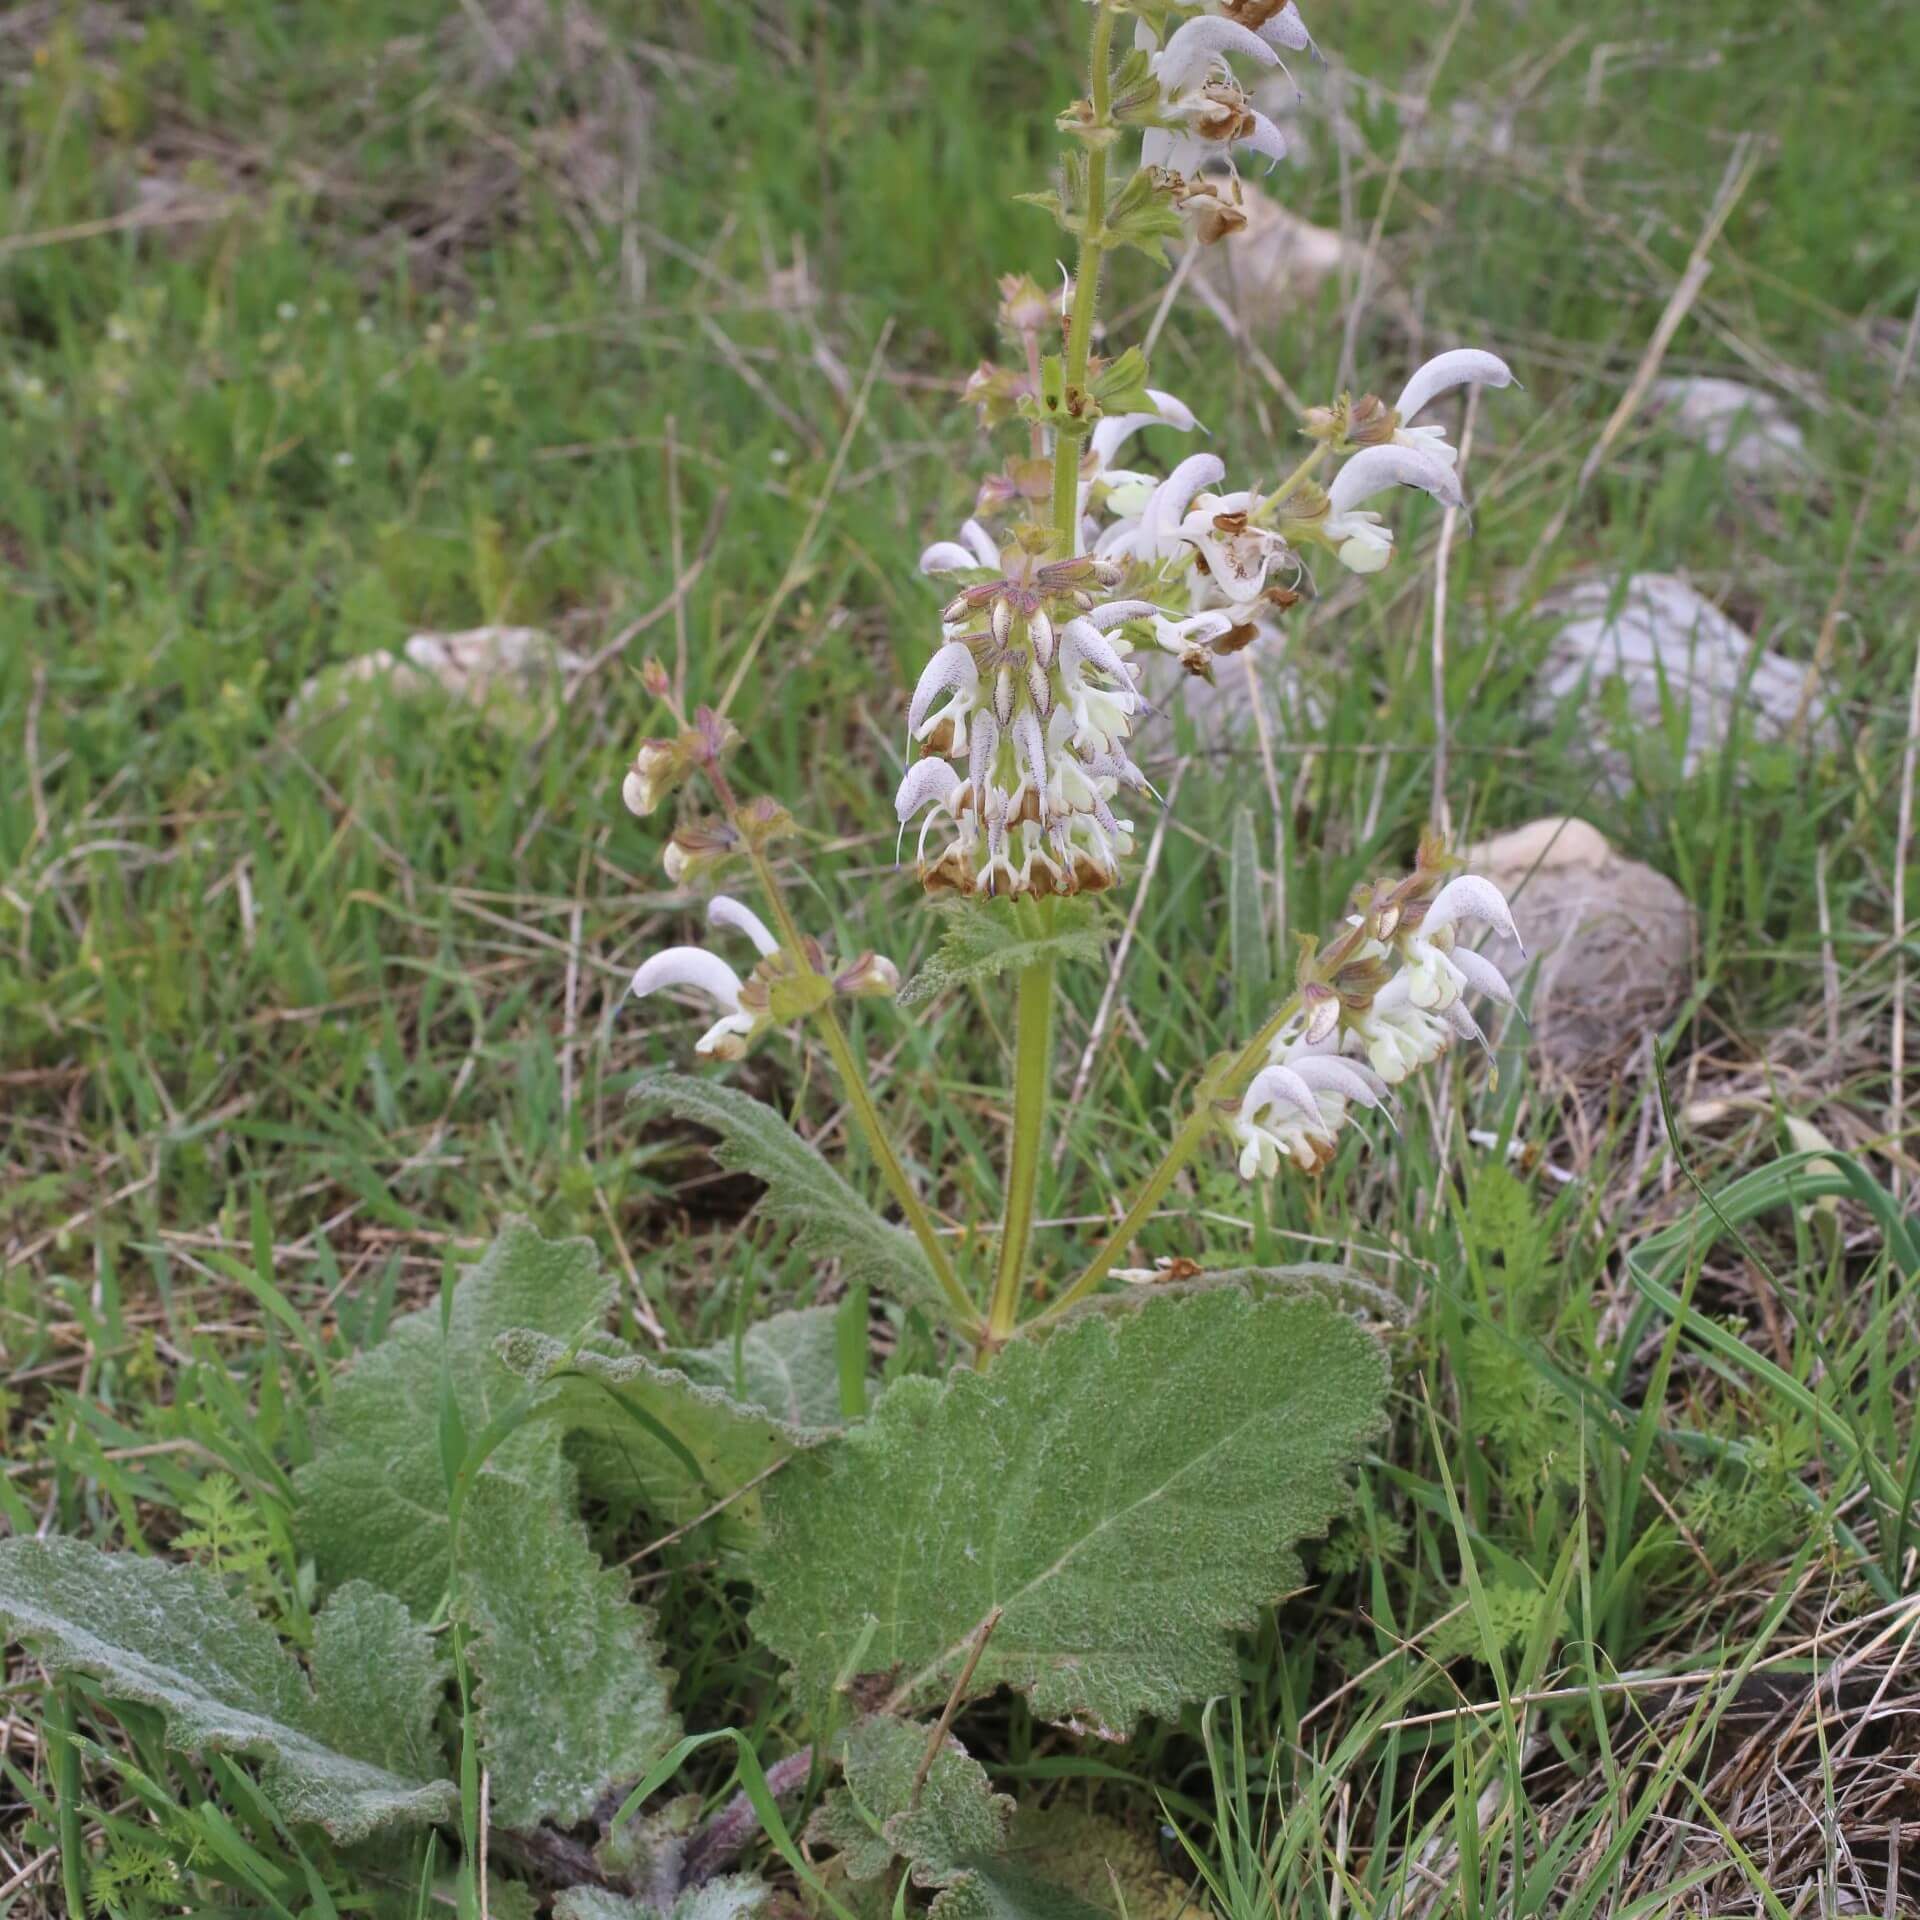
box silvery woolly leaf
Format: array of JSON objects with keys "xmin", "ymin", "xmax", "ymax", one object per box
[
  {"xmin": 295, "ymin": 1219, "xmax": 612, "ymax": 1615},
  {"xmin": 454, "ymin": 1467, "xmax": 680, "ymax": 1830},
  {"xmin": 629, "ymin": 1072, "xmax": 953, "ymax": 1326},
  {"xmin": 552, "ymin": 1877, "xmax": 774, "ymax": 1920},
  {"xmin": 0, "ymin": 1542, "xmax": 453, "ymax": 1842},
  {"xmin": 750, "ymin": 1287, "xmax": 1387, "ymax": 1736}
]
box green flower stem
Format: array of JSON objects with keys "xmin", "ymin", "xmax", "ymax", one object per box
[
  {"xmin": 1041, "ymin": 989, "xmax": 1305, "ymax": 1325},
  {"xmin": 990, "ymin": 1, "xmax": 1117, "ymax": 1351},
  {"xmin": 1047, "ymin": 0, "xmax": 1118, "ymax": 552},
  {"xmin": 697, "ymin": 758, "xmax": 975, "ymax": 1330},
  {"xmin": 738, "ymin": 836, "xmax": 978, "ymax": 1334},
  {"xmin": 988, "ymin": 930, "xmax": 1058, "ymax": 1345},
  {"xmin": 1259, "ymin": 443, "xmax": 1329, "ymax": 518}
]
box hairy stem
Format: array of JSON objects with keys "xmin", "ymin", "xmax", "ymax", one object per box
[
  {"xmin": 1047, "ymin": 0, "xmax": 1118, "ymax": 554},
  {"xmin": 988, "ymin": 929, "xmax": 1057, "ymax": 1344},
  {"xmin": 1042, "ymin": 989, "xmax": 1304, "ymax": 1322},
  {"xmin": 1259, "ymin": 442, "xmax": 1330, "ymax": 516},
  {"xmin": 726, "ymin": 813, "xmax": 977, "ymax": 1332},
  {"xmin": 985, "ymin": 1, "xmax": 1118, "ymax": 1352}
]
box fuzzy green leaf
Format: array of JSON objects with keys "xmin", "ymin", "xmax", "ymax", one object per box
[
  {"xmin": 631, "ymin": 1072, "xmax": 949, "ymax": 1323},
  {"xmin": 498, "ymin": 1327, "xmax": 833, "ymax": 1547},
  {"xmin": 809, "ymin": 1714, "xmax": 1011, "ymax": 1882},
  {"xmin": 810, "ymin": 1716, "xmax": 1110, "ymax": 1920},
  {"xmin": 897, "ymin": 900, "xmax": 1113, "ymax": 1010},
  {"xmin": 308, "ymin": 1580, "xmax": 453, "ymax": 1785},
  {"xmin": 295, "ymin": 1219, "xmax": 613, "ymax": 1614},
  {"xmin": 553, "ymin": 1876, "xmax": 773, "ymax": 1920},
  {"xmin": 752, "ymin": 1289, "xmax": 1386, "ymax": 1735},
  {"xmin": 455, "ymin": 1468, "xmax": 681, "ymax": 1829},
  {"xmin": 0, "ymin": 1539, "xmax": 454, "ymax": 1842},
  {"xmin": 669, "ymin": 1307, "xmax": 848, "ymax": 1429}
]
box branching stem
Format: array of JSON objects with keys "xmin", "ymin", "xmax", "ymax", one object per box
[{"xmin": 1041, "ymin": 989, "xmax": 1304, "ymax": 1324}]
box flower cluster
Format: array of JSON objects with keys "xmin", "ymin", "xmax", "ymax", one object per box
[
  {"xmin": 897, "ymin": 533, "xmax": 1163, "ymax": 899},
  {"xmin": 1227, "ymin": 840, "xmax": 1523, "ymax": 1179},
  {"xmin": 901, "ymin": 343, "xmax": 1514, "ymax": 898},
  {"xmin": 617, "ymin": 709, "xmax": 901, "ymax": 1064}
]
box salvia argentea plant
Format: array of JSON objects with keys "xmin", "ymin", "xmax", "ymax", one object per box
[
  {"xmin": 622, "ymin": 0, "xmax": 1524, "ymax": 1354},
  {"xmin": 0, "ymin": 3, "xmax": 1535, "ymax": 1912}
]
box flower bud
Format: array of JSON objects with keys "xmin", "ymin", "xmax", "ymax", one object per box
[
  {"xmin": 990, "ymin": 596, "xmax": 1014, "ymax": 648},
  {"xmin": 833, "ymin": 951, "xmax": 902, "ymax": 999},
  {"xmin": 996, "ymin": 273, "xmax": 1055, "ymax": 338},
  {"xmin": 640, "ymin": 657, "xmax": 672, "ymax": 699},
  {"xmin": 993, "ymin": 664, "xmax": 1017, "ymax": 728},
  {"xmin": 1345, "ymin": 393, "xmax": 1397, "ymax": 447},
  {"xmin": 664, "ymin": 818, "xmax": 740, "ymax": 884},
  {"xmin": 622, "ymin": 739, "xmax": 685, "ymax": 817},
  {"xmin": 1029, "ymin": 607, "xmax": 1055, "ymax": 668}
]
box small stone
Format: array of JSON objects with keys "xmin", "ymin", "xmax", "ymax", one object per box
[
  {"xmin": 1530, "ymin": 571, "xmax": 1827, "ymax": 789},
  {"xmin": 1463, "ymin": 816, "xmax": 1695, "ymax": 1080},
  {"xmin": 285, "ymin": 627, "xmax": 584, "ymax": 726},
  {"xmin": 1646, "ymin": 376, "xmax": 1807, "ymax": 483}
]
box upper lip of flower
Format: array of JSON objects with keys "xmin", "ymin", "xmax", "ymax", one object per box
[
  {"xmin": 1393, "ymin": 348, "xmax": 1518, "ymax": 427},
  {"xmin": 918, "ymin": 518, "xmax": 1001, "ymax": 575},
  {"xmin": 1326, "ymin": 444, "xmax": 1466, "ymax": 518}
]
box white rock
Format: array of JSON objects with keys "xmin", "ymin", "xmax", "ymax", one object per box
[
  {"xmin": 399, "ymin": 627, "xmax": 585, "ymax": 699},
  {"xmin": 1464, "ymin": 816, "xmax": 1695, "ymax": 1079},
  {"xmin": 1531, "ymin": 572, "xmax": 1825, "ymax": 787},
  {"xmin": 285, "ymin": 627, "xmax": 584, "ymax": 724},
  {"xmin": 1647, "ymin": 376, "xmax": 1807, "ymax": 482}
]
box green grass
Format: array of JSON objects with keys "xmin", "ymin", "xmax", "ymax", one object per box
[{"xmin": 4, "ymin": 0, "xmax": 1918, "ymax": 1911}]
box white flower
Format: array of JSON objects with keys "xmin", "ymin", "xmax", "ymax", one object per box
[
  {"xmin": 1348, "ymin": 974, "xmax": 1453, "ymax": 1084},
  {"xmin": 622, "ymin": 739, "xmax": 685, "ymax": 817},
  {"xmin": 1322, "ymin": 443, "xmax": 1464, "ymax": 573},
  {"xmin": 627, "ymin": 896, "xmax": 779, "ymax": 1061},
  {"xmin": 1398, "ymin": 873, "xmax": 1524, "ymax": 1010},
  {"xmin": 1139, "ymin": 17, "xmax": 1288, "ymax": 179},
  {"xmin": 1389, "ymin": 348, "xmax": 1517, "ymax": 467},
  {"xmin": 1097, "ymin": 453, "xmax": 1290, "ymax": 604},
  {"xmin": 919, "ymin": 518, "xmax": 1001, "ymax": 576},
  {"xmin": 1233, "ymin": 1041, "xmax": 1389, "ymax": 1177}
]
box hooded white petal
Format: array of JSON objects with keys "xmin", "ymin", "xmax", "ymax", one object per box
[
  {"xmin": 919, "ymin": 540, "xmax": 982, "ymax": 575},
  {"xmin": 1085, "ymin": 599, "xmax": 1165, "ymax": 630},
  {"xmin": 894, "ymin": 756, "xmax": 961, "ymax": 823},
  {"xmin": 908, "ymin": 642, "xmax": 980, "ymax": 735},
  {"xmin": 1255, "ymin": 1, "xmax": 1313, "ymax": 51},
  {"xmin": 1150, "ymin": 453, "xmax": 1229, "ymax": 533},
  {"xmin": 1089, "ymin": 389, "xmax": 1200, "ymax": 475},
  {"xmin": 1426, "ymin": 874, "xmax": 1522, "ymax": 948},
  {"xmin": 1240, "ymin": 110, "xmax": 1289, "ymax": 167},
  {"xmin": 1155, "ymin": 14, "xmax": 1279, "ymax": 91},
  {"xmin": 1327, "ymin": 444, "xmax": 1465, "ymax": 515},
  {"xmin": 707, "ymin": 895, "xmax": 779, "ymax": 958},
  {"xmin": 1394, "ymin": 348, "xmax": 1516, "ymax": 425},
  {"xmin": 629, "ymin": 946, "xmax": 745, "ymax": 1014},
  {"xmin": 959, "ymin": 518, "xmax": 1000, "ymax": 568},
  {"xmin": 1448, "ymin": 944, "xmax": 1518, "ymax": 1006},
  {"xmin": 1059, "ymin": 617, "xmax": 1133, "ymax": 688}
]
